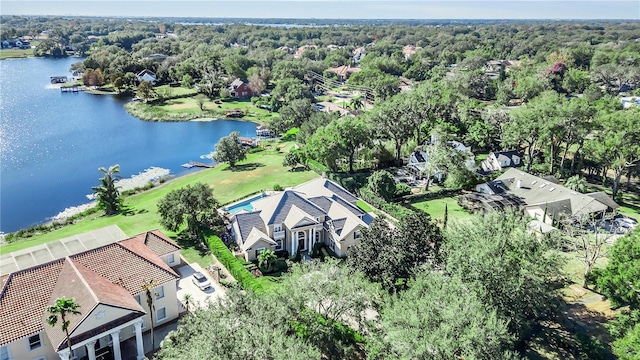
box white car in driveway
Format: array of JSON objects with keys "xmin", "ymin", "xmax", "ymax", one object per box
[{"xmin": 192, "ymin": 271, "xmax": 212, "ymax": 291}]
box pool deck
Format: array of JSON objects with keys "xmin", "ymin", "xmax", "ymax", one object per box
[{"xmin": 221, "ymin": 191, "xmax": 275, "ymax": 215}]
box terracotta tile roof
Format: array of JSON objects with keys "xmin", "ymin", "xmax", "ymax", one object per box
[
  {"xmin": 0, "ymin": 231, "xmax": 179, "ymax": 346},
  {"xmin": 143, "ymin": 230, "xmax": 181, "ymax": 256},
  {"xmin": 0, "ymin": 259, "xmax": 65, "ymax": 345},
  {"xmin": 44, "ymin": 259, "xmax": 145, "ymax": 351},
  {"xmin": 74, "ymin": 242, "xmax": 178, "ymax": 292}
]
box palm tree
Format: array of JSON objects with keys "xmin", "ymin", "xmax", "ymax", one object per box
[
  {"xmin": 182, "ymin": 293, "xmax": 193, "ymax": 312},
  {"xmin": 258, "ymin": 249, "xmax": 278, "ymax": 273},
  {"xmin": 350, "ymin": 96, "xmax": 364, "ymax": 111},
  {"xmin": 564, "ymin": 175, "xmax": 589, "ymax": 193},
  {"xmin": 142, "ymin": 280, "xmax": 159, "ymax": 351},
  {"xmin": 46, "ymin": 297, "xmax": 81, "ymax": 355},
  {"xmin": 92, "ymin": 164, "xmax": 122, "ymax": 215}
]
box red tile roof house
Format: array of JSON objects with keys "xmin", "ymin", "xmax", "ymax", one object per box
[
  {"xmin": 0, "ymin": 230, "xmax": 181, "ymax": 360},
  {"xmin": 227, "ymin": 78, "xmax": 255, "ymax": 99}
]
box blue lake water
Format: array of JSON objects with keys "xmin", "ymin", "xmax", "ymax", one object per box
[{"xmin": 0, "ymin": 57, "xmax": 258, "ymax": 233}]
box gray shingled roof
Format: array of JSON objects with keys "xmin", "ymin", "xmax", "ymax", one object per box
[
  {"xmin": 328, "ymin": 218, "xmax": 347, "ymax": 235},
  {"xmin": 235, "ymin": 211, "xmax": 267, "ymax": 242},
  {"xmin": 268, "ymin": 191, "xmax": 325, "ymax": 225},
  {"xmin": 331, "ymin": 194, "xmax": 364, "ymax": 216},
  {"xmin": 308, "ymin": 196, "xmax": 333, "ymax": 213},
  {"xmin": 324, "ymin": 180, "xmax": 358, "ymax": 204}
]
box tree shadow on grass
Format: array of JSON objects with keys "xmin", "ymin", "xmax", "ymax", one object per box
[
  {"xmin": 223, "ymin": 163, "xmax": 265, "ymax": 172},
  {"xmin": 173, "ymin": 231, "xmax": 212, "ymax": 257},
  {"xmin": 120, "ymin": 205, "xmax": 148, "ymax": 217}
]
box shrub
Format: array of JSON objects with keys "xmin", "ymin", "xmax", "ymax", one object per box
[
  {"xmin": 206, "ymin": 235, "xmax": 264, "ymax": 294},
  {"xmin": 273, "ymin": 184, "xmax": 284, "ymax": 191},
  {"xmin": 395, "ymin": 183, "xmax": 412, "ymax": 197}
]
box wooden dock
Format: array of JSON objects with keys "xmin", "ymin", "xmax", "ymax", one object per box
[{"xmin": 61, "ymin": 86, "xmax": 80, "ymax": 93}]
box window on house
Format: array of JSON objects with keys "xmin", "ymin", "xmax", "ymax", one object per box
[
  {"xmin": 0, "ymin": 346, "xmax": 10, "ymax": 360},
  {"xmin": 28, "ymin": 334, "xmax": 42, "ymax": 350},
  {"xmin": 168, "ymin": 253, "xmax": 175, "ymax": 264},
  {"xmin": 274, "ymin": 224, "xmax": 282, "ymax": 232},
  {"xmin": 275, "ymin": 239, "xmax": 283, "ymax": 250},
  {"xmin": 256, "ymin": 248, "xmax": 265, "ymax": 256},
  {"xmin": 155, "ymin": 285, "xmax": 165, "ymax": 300},
  {"xmin": 354, "ymin": 230, "xmax": 361, "ymax": 240},
  {"xmin": 157, "ymin": 307, "xmax": 167, "ymax": 322}
]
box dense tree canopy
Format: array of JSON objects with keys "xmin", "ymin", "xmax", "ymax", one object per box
[
  {"xmin": 212, "ymin": 131, "xmax": 248, "ymax": 168},
  {"xmin": 156, "ymin": 182, "xmax": 221, "ymax": 239},
  {"xmin": 443, "ymin": 211, "xmax": 563, "ymax": 340}
]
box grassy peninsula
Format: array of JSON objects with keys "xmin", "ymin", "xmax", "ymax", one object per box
[{"xmin": 122, "ymin": 85, "xmax": 275, "ymax": 123}]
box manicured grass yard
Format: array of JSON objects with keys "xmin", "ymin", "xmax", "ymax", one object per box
[
  {"xmin": 409, "ymin": 196, "xmax": 474, "ymax": 224},
  {"xmin": 1, "ymin": 148, "xmax": 318, "ymax": 254}
]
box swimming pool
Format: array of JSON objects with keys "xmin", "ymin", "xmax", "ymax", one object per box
[{"xmin": 225, "ymin": 193, "xmax": 268, "ymax": 214}]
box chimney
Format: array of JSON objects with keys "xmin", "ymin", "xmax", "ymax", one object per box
[{"xmin": 517, "ymin": 180, "xmax": 522, "ymax": 188}]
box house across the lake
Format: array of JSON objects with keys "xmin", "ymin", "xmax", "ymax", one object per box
[
  {"xmin": 228, "ymin": 178, "xmax": 371, "ymax": 261},
  {"xmin": 227, "ymin": 78, "xmax": 255, "ymax": 99},
  {"xmin": 136, "ymin": 69, "xmax": 157, "ymax": 84},
  {"xmin": 0, "ymin": 227, "xmax": 181, "ymax": 360}
]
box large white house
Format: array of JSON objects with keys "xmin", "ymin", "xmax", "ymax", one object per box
[
  {"xmin": 0, "ymin": 229, "xmax": 181, "ymax": 360},
  {"xmin": 228, "ymin": 178, "xmax": 371, "ymax": 260}
]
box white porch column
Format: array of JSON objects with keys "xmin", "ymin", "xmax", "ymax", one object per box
[
  {"xmin": 86, "ymin": 340, "xmax": 97, "ymax": 360},
  {"xmin": 110, "ymin": 330, "xmax": 122, "ymax": 360},
  {"xmin": 293, "ymin": 231, "xmax": 298, "ymax": 254},
  {"xmin": 134, "ymin": 320, "xmax": 145, "ymax": 360},
  {"xmin": 57, "ymin": 349, "xmax": 71, "ymax": 360}
]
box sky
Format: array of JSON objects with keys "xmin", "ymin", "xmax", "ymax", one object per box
[{"xmin": 0, "ymin": 0, "xmax": 638, "ymax": 20}]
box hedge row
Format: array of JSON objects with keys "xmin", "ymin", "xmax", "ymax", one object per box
[
  {"xmin": 358, "ymin": 187, "xmax": 413, "ymax": 220},
  {"xmin": 306, "ymin": 159, "xmax": 329, "ymax": 175},
  {"xmin": 206, "ymin": 235, "xmax": 264, "ymax": 294}
]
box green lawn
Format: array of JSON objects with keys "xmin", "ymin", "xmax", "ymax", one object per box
[
  {"xmin": 356, "ymin": 200, "xmax": 373, "ymax": 212},
  {"xmin": 127, "ymin": 97, "xmax": 275, "ymax": 123},
  {"xmin": 0, "ymin": 41, "xmax": 40, "ymax": 59},
  {"xmin": 409, "ymin": 196, "xmax": 474, "ymax": 224},
  {"xmin": 1, "ymin": 148, "xmax": 318, "ymax": 254}
]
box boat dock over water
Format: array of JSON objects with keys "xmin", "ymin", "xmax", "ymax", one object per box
[{"xmin": 60, "ymin": 86, "xmax": 81, "ymax": 93}]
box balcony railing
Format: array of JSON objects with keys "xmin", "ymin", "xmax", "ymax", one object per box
[{"xmin": 273, "ymin": 230, "xmax": 285, "ymax": 239}]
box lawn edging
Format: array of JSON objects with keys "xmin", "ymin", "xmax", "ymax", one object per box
[{"xmin": 206, "ymin": 234, "xmax": 264, "ymax": 294}]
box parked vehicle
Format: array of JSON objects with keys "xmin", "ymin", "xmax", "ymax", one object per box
[{"xmin": 192, "ymin": 271, "xmax": 212, "ymax": 290}]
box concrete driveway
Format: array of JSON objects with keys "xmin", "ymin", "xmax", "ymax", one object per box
[{"xmin": 176, "ymin": 262, "xmax": 225, "ymax": 311}]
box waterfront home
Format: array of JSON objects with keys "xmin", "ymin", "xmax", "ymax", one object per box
[
  {"xmin": 227, "ymin": 78, "xmax": 255, "ymax": 99},
  {"xmin": 229, "ymin": 178, "xmax": 370, "ymax": 261},
  {"xmin": 0, "ymin": 228, "xmax": 181, "ymax": 360},
  {"xmin": 136, "ymin": 69, "xmax": 157, "ymax": 84}
]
